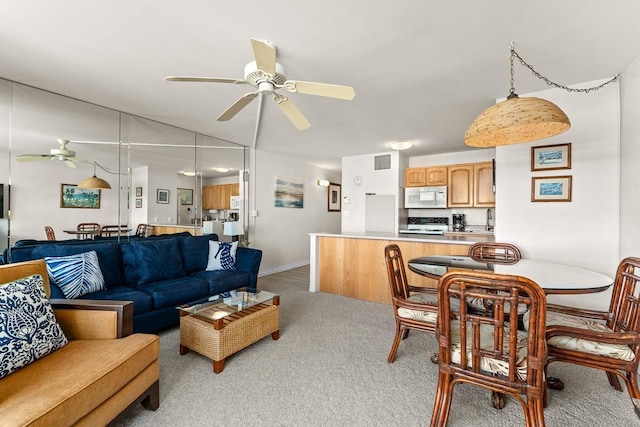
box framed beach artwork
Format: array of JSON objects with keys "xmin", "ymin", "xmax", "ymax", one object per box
[
  {"xmin": 60, "ymin": 184, "xmax": 101, "ymax": 209},
  {"xmin": 531, "ymin": 176, "xmax": 572, "ymax": 202},
  {"xmin": 157, "ymin": 189, "xmax": 170, "ymax": 204},
  {"xmin": 177, "ymin": 188, "xmax": 193, "ymax": 205},
  {"xmin": 531, "ymin": 143, "xmax": 571, "ymax": 171},
  {"xmin": 274, "ymin": 177, "xmax": 304, "ymax": 208},
  {"xmin": 328, "ymin": 183, "xmax": 341, "ymax": 212}
]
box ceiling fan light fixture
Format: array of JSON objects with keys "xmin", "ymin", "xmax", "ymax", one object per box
[
  {"xmin": 465, "ymin": 95, "xmax": 571, "ymax": 147},
  {"xmin": 390, "ymin": 141, "xmax": 413, "ymax": 151}
]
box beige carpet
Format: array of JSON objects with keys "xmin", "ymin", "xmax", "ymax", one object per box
[{"xmin": 116, "ymin": 266, "xmax": 637, "ymax": 426}]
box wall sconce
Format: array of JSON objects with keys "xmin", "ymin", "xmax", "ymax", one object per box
[{"xmin": 317, "ymin": 179, "xmax": 330, "ymax": 187}]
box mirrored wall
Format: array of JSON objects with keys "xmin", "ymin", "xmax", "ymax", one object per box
[{"xmin": 0, "ymin": 78, "xmax": 249, "ymax": 252}]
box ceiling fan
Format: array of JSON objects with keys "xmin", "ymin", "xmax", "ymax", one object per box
[
  {"xmin": 165, "ymin": 38, "xmax": 356, "ymax": 130},
  {"xmin": 15, "ymin": 139, "xmax": 83, "ymax": 168}
]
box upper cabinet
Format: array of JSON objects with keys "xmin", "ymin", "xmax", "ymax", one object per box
[
  {"xmin": 202, "ymin": 183, "xmax": 240, "ymax": 210},
  {"xmin": 473, "ymin": 161, "xmax": 495, "ymax": 207},
  {"xmin": 405, "ymin": 166, "xmax": 448, "ymax": 187},
  {"xmin": 448, "ymin": 164, "xmax": 474, "ymax": 207}
]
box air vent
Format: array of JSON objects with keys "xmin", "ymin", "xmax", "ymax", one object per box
[{"xmin": 374, "ymin": 154, "xmax": 391, "ymax": 170}]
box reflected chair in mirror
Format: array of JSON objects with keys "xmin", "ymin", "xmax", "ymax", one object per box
[
  {"xmin": 77, "ymin": 222, "xmax": 100, "ymax": 240},
  {"xmin": 135, "ymin": 224, "xmax": 150, "ymax": 238},
  {"xmin": 468, "ymin": 242, "xmax": 522, "ymax": 265},
  {"xmin": 384, "ymin": 244, "xmax": 440, "ymax": 363},
  {"xmin": 536, "ymin": 257, "xmax": 640, "ymax": 417},
  {"xmin": 44, "ymin": 226, "xmax": 56, "ymax": 241},
  {"xmin": 431, "ymin": 271, "xmax": 547, "ymax": 427},
  {"xmin": 99, "ymin": 224, "xmax": 129, "ymax": 237}
]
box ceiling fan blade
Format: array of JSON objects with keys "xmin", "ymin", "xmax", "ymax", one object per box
[
  {"xmin": 284, "ymin": 80, "xmax": 356, "ymax": 100},
  {"xmin": 165, "ymin": 76, "xmax": 247, "ymax": 85},
  {"xmin": 274, "ymin": 95, "xmax": 311, "ymax": 130},
  {"xmin": 217, "ymin": 93, "xmax": 259, "ymax": 121},
  {"xmin": 15, "ymin": 154, "xmax": 52, "ymax": 162},
  {"xmin": 250, "ymin": 38, "xmax": 276, "ymax": 76},
  {"xmin": 65, "ymin": 160, "xmax": 77, "ymax": 169}
]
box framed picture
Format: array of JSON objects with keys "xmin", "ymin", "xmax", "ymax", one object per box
[
  {"xmin": 157, "ymin": 189, "xmax": 170, "ymax": 204},
  {"xmin": 177, "ymin": 188, "xmax": 193, "ymax": 205},
  {"xmin": 531, "ymin": 176, "xmax": 572, "ymax": 202},
  {"xmin": 60, "ymin": 184, "xmax": 101, "ymax": 209},
  {"xmin": 135, "ymin": 186, "xmax": 142, "ymax": 197},
  {"xmin": 531, "ymin": 143, "xmax": 571, "ymax": 171},
  {"xmin": 135, "ymin": 198, "xmax": 142, "ymax": 208},
  {"xmin": 328, "ymin": 183, "xmax": 341, "ymax": 212},
  {"xmin": 274, "ymin": 177, "xmax": 304, "ymax": 208}
]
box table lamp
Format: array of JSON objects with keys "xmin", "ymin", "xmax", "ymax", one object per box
[{"xmin": 223, "ymin": 221, "xmax": 243, "ymax": 242}]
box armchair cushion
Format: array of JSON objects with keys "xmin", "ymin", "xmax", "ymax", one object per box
[
  {"xmin": 0, "ymin": 274, "xmax": 68, "ymax": 379},
  {"xmin": 44, "ymin": 251, "xmax": 106, "ymax": 298},
  {"xmin": 524, "ymin": 310, "xmax": 635, "ymax": 361}
]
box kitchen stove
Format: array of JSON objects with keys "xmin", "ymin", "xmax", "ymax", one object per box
[{"xmin": 399, "ymin": 217, "xmax": 449, "ymax": 235}]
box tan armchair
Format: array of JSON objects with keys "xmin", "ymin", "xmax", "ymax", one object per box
[{"xmin": 0, "ymin": 260, "xmax": 160, "ymax": 426}]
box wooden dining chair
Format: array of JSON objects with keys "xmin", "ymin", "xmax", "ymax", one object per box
[
  {"xmin": 431, "ymin": 271, "xmax": 547, "ymax": 427},
  {"xmin": 77, "ymin": 222, "xmax": 100, "ymax": 239},
  {"xmin": 99, "ymin": 224, "xmax": 129, "ymax": 237},
  {"xmin": 135, "ymin": 223, "xmax": 150, "ymax": 238},
  {"xmin": 468, "ymin": 242, "xmax": 522, "ymax": 265},
  {"xmin": 384, "ymin": 244, "xmax": 440, "ymax": 363},
  {"xmin": 44, "ymin": 226, "xmax": 56, "ymax": 241},
  {"xmin": 536, "ymin": 257, "xmax": 640, "ymax": 416}
]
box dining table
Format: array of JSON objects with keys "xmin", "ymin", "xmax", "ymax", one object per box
[{"xmin": 62, "ymin": 229, "xmax": 100, "ymax": 240}]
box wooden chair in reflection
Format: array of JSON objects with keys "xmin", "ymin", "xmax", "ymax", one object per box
[
  {"xmin": 431, "ymin": 271, "xmax": 547, "ymax": 427},
  {"xmin": 44, "ymin": 226, "xmax": 56, "ymax": 241},
  {"xmin": 99, "ymin": 225, "xmax": 130, "ymax": 237},
  {"xmin": 77, "ymin": 222, "xmax": 100, "ymax": 240},
  {"xmin": 384, "ymin": 244, "xmax": 440, "ymax": 363},
  {"xmin": 135, "ymin": 224, "xmax": 150, "ymax": 238},
  {"xmin": 468, "ymin": 242, "xmax": 522, "ymax": 265},
  {"xmin": 534, "ymin": 257, "xmax": 640, "ymax": 417}
]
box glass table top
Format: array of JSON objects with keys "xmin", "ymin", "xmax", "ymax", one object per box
[{"xmin": 178, "ymin": 288, "xmax": 279, "ymax": 321}]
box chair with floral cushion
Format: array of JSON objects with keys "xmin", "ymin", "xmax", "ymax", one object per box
[
  {"xmin": 431, "ymin": 270, "xmax": 547, "ymax": 427},
  {"xmin": 384, "ymin": 244, "xmax": 441, "ymax": 363},
  {"xmin": 537, "ymin": 257, "xmax": 640, "ymax": 417}
]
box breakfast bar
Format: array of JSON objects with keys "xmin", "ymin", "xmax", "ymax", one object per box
[{"xmin": 309, "ymin": 231, "xmax": 494, "ymax": 305}]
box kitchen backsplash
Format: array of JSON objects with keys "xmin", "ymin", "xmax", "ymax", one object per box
[{"xmin": 407, "ymin": 207, "xmax": 495, "ymax": 231}]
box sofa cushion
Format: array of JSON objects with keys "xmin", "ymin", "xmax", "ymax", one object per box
[
  {"xmin": 44, "ymin": 251, "xmax": 106, "ymax": 299},
  {"xmin": 206, "ymin": 241, "xmax": 238, "ymax": 271},
  {"xmin": 120, "ymin": 242, "xmax": 140, "ymax": 286},
  {"xmin": 179, "ymin": 234, "xmax": 219, "ymax": 273},
  {"xmin": 189, "ymin": 270, "xmax": 250, "ymax": 295},
  {"xmin": 77, "ymin": 286, "xmax": 154, "ymax": 315},
  {"xmin": 32, "ymin": 242, "xmax": 124, "ymax": 289},
  {"xmin": 133, "ymin": 239, "xmax": 186, "ymax": 285},
  {"xmin": 136, "ymin": 276, "xmax": 209, "ymax": 309},
  {"xmin": 0, "ymin": 274, "xmax": 68, "ymax": 379},
  {"xmin": 0, "ymin": 333, "xmax": 159, "ymax": 427}
]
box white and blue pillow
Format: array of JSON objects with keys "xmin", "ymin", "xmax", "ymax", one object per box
[
  {"xmin": 206, "ymin": 241, "xmax": 238, "ymax": 271},
  {"xmin": 45, "ymin": 250, "xmax": 106, "ymax": 299},
  {"xmin": 0, "ymin": 274, "xmax": 68, "ymax": 379}
]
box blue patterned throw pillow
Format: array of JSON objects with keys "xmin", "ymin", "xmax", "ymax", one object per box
[
  {"xmin": 206, "ymin": 241, "xmax": 238, "ymax": 271},
  {"xmin": 45, "ymin": 250, "xmax": 106, "ymax": 299},
  {"xmin": 0, "ymin": 274, "xmax": 68, "ymax": 379}
]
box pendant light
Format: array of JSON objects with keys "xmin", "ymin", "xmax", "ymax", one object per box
[
  {"xmin": 78, "ymin": 161, "xmax": 111, "ymax": 189},
  {"xmin": 465, "ymin": 43, "xmax": 571, "ymax": 147}
]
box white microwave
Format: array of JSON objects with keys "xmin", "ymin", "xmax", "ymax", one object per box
[{"xmin": 405, "ymin": 186, "xmax": 447, "ymax": 209}]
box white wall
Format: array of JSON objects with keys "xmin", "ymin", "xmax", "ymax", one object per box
[
  {"xmin": 252, "ymin": 149, "xmax": 341, "ymax": 274},
  {"xmin": 496, "ymin": 79, "xmax": 620, "ymax": 310},
  {"xmin": 620, "ymin": 53, "xmax": 640, "ymax": 258},
  {"xmin": 341, "ymin": 151, "xmax": 400, "ymax": 232}
]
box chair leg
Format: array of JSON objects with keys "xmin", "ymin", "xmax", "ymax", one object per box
[
  {"xmin": 402, "ymin": 329, "xmax": 410, "ymax": 339},
  {"xmin": 387, "ymin": 324, "xmax": 404, "ymax": 363},
  {"xmin": 607, "ymin": 371, "xmax": 623, "ymax": 391},
  {"xmin": 430, "ymin": 372, "xmax": 453, "ymax": 427}
]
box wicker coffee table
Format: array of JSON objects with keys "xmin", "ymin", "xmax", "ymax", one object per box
[{"xmin": 178, "ymin": 288, "xmax": 280, "ymax": 373}]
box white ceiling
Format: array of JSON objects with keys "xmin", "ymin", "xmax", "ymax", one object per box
[{"xmin": 2, "ymin": 1, "xmax": 639, "ymax": 170}]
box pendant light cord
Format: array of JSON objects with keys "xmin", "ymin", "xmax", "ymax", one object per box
[{"xmin": 510, "ymin": 42, "xmax": 619, "ymax": 94}]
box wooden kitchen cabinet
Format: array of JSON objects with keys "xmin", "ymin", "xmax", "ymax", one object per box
[
  {"xmin": 448, "ymin": 164, "xmax": 474, "ymax": 207},
  {"xmin": 202, "ymin": 184, "xmax": 240, "ymax": 210},
  {"xmin": 473, "ymin": 161, "xmax": 495, "ymax": 207},
  {"xmin": 405, "ymin": 166, "xmax": 448, "ymax": 187}
]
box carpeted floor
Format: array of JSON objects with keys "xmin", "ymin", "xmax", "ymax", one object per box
[{"xmin": 117, "ymin": 266, "xmax": 638, "ymax": 426}]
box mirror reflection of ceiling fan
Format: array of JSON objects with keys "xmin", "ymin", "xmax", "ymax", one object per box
[
  {"xmin": 165, "ymin": 38, "xmax": 356, "ymax": 130},
  {"xmin": 15, "ymin": 139, "xmax": 83, "ymax": 168}
]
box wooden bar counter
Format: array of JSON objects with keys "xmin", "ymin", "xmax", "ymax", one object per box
[{"xmin": 309, "ymin": 232, "xmax": 494, "ymax": 305}]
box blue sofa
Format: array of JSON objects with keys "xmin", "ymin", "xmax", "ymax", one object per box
[{"xmin": 6, "ymin": 233, "xmax": 263, "ymax": 333}]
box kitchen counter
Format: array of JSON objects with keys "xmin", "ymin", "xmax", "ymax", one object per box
[
  {"xmin": 149, "ymin": 224, "xmax": 202, "ymax": 236},
  {"xmin": 310, "ymin": 231, "xmax": 495, "ymax": 245}
]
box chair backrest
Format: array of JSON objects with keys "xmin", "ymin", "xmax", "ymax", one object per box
[
  {"xmin": 77, "ymin": 222, "xmax": 100, "ymax": 239},
  {"xmin": 437, "ymin": 271, "xmax": 547, "ymax": 389},
  {"xmin": 384, "ymin": 244, "xmax": 411, "ymax": 302},
  {"xmin": 608, "ymin": 257, "xmax": 640, "ymax": 335},
  {"xmin": 135, "ymin": 223, "xmax": 150, "ymax": 238},
  {"xmin": 468, "ymin": 242, "xmax": 521, "ymax": 265},
  {"xmin": 44, "ymin": 226, "xmax": 55, "ymax": 241},
  {"xmin": 99, "ymin": 224, "xmax": 129, "ymax": 237}
]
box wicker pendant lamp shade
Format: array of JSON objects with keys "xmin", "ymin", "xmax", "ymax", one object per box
[
  {"xmin": 78, "ymin": 162, "xmax": 111, "ymax": 189},
  {"xmin": 464, "ymin": 94, "xmax": 571, "ymax": 147}
]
